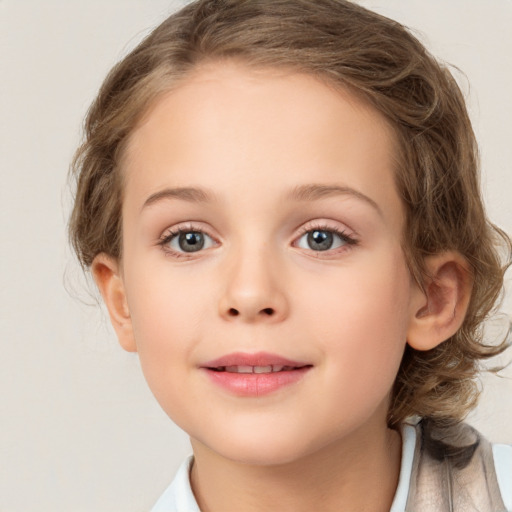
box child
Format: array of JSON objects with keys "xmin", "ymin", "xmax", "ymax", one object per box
[{"xmin": 69, "ymin": 0, "xmax": 512, "ymax": 510}]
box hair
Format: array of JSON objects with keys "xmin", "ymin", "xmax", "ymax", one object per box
[{"xmin": 69, "ymin": 0, "xmax": 511, "ymax": 428}]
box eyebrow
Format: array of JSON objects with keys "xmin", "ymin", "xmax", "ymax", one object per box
[
  {"xmin": 141, "ymin": 187, "xmax": 215, "ymax": 211},
  {"xmin": 288, "ymin": 184, "xmax": 382, "ymax": 216},
  {"xmin": 141, "ymin": 183, "xmax": 382, "ymax": 216}
]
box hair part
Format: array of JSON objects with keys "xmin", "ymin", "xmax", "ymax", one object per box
[{"xmin": 69, "ymin": 0, "xmax": 511, "ymax": 427}]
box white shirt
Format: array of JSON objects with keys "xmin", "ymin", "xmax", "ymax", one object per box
[{"xmin": 151, "ymin": 423, "xmax": 512, "ymax": 512}]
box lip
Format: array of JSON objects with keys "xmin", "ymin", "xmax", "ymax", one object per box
[
  {"xmin": 201, "ymin": 351, "xmax": 310, "ymax": 369},
  {"xmin": 200, "ymin": 351, "xmax": 313, "ymax": 397}
]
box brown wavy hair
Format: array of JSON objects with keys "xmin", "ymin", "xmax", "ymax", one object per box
[{"xmin": 69, "ymin": 0, "xmax": 511, "ymax": 428}]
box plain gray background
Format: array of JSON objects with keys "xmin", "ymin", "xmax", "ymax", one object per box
[{"xmin": 1, "ymin": 1, "xmax": 511, "ymax": 510}]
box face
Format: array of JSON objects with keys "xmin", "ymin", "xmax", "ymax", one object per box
[{"xmin": 117, "ymin": 62, "xmax": 423, "ymax": 465}]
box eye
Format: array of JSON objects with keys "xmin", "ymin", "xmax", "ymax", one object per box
[
  {"xmin": 161, "ymin": 229, "xmax": 216, "ymax": 254},
  {"xmin": 295, "ymin": 227, "xmax": 356, "ymax": 252}
]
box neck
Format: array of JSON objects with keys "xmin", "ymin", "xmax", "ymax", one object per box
[{"xmin": 190, "ymin": 421, "xmax": 402, "ymax": 512}]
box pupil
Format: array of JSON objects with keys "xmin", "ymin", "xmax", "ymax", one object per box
[
  {"xmin": 179, "ymin": 232, "xmax": 204, "ymax": 252},
  {"xmin": 308, "ymin": 230, "xmax": 333, "ymax": 251}
]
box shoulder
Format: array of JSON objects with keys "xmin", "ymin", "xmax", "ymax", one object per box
[
  {"xmin": 493, "ymin": 442, "xmax": 512, "ymax": 511},
  {"xmin": 406, "ymin": 418, "xmax": 512, "ymax": 511}
]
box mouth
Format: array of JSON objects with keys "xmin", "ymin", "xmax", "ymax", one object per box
[
  {"xmin": 208, "ymin": 364, "xmax": 308, "ymax": 373},
  {"xmin": 201, "ymin": 351, "xmax": 312, "ymax": 371},
  {"xmin": 200, "ymin": 352, "xmax": 313, "ymax": 396}
]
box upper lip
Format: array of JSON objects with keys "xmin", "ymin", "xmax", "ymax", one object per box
[{"xmin": 201, "ymin": 351, "xmax": 311, "ymax": 369}]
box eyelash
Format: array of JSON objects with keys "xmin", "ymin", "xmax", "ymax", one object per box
[
  {"xmin": 294, "ymin": 222, "xmax": 358, "ymax": 254},
  {"xmin": 157, "ymin": 223, "xmax": 217, "ymax": 259},
  {"xmin": 157, "ymin": 221, "xmax": 358, "ymax": 258}
]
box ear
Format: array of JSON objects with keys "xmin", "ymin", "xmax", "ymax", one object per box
[
  {"xmin": 91, "ymin": 253, "xmax": 137, "ymax": 352},
  {"xmin": 407, "ymin": 251, "xmax": 473, "ymax": 351}
]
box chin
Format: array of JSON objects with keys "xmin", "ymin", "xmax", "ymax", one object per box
[{"xmin": 198, "ymin": 427, "xmax": 326, "ymax": 467}]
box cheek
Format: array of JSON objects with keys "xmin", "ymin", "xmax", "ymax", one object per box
[
  {"xmin": 126, "ymin": 259, "xmax": 214, "ymax": 337},
  {"xmin": 302, "ymin": 253, "xmax": 412, "ymax": 389},
  {"xmin": 122, "ymin": 265, "xmax": 214, "ymax": 398}
]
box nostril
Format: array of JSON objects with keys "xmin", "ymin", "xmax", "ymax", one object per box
[{"xmin": 225, "ymin": 307, "xmax": 276, "ymax": 318}]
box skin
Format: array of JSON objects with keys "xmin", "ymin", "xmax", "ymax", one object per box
[{"xmin": 93, "ymin": 62, "xmax": 471, "ymax": 512}]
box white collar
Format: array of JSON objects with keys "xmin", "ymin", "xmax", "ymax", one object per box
[{"xmin": 151, "ymin": 455, "xmax": 199, "ymax": 512}]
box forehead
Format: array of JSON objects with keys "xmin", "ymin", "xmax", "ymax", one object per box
[{"xmin": 122, "ymin": 62, "xmax": 402, "ymax": 226}]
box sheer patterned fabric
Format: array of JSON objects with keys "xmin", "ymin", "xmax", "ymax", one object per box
[{"xmin": 406, "ymin": 419, "xmax": 507, "ymax": 511}]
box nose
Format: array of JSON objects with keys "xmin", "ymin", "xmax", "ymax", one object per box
[{"xmin": 218, "ymin": 249, "xmax": 289, "ymax": 323}]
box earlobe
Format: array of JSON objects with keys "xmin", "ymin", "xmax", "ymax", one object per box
[
  {"xmin": 407, "ymin": 252, "xmax": 473, "ymax": 352},
  {"xmin": 91, "ymin": 253, "xmax": 137, "ymax": 353}
]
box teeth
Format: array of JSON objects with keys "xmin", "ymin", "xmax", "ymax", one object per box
[
  {"xmin": 225, "ymin": 365, "xmax": 253, "ymax": 373},
  {"xmin": 254, "ymin": 365, "xmax": 272, "ymax": 374},
  {"xmin": 221, "ymin": 365, "xmax": 291, "ymax": 373}
]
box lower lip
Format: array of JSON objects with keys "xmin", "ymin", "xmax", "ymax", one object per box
[{"xmin": 202, "ymin": 367, "xmax": 311, "ymax": 397}]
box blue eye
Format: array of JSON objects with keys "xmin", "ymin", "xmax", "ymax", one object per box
[
  {"xmin": 164, "ymin": 230, "xmax": 215, "ymax": 253},
  {"xmin": 296, "ymin": 228, "xmax": 354, "ymax": 252}
]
